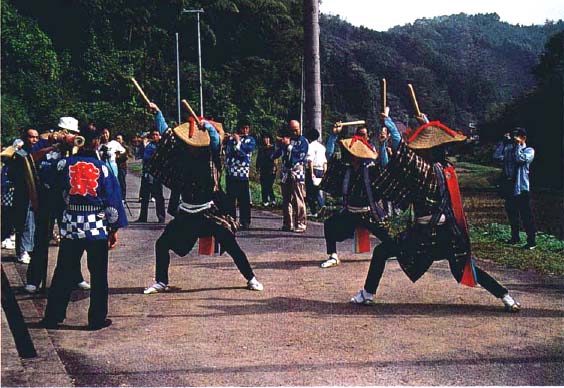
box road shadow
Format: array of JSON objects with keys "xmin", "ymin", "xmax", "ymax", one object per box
[
  {"xmin": 187, "ymin": 258, "xmax": 370, "ymax": 271},
  {"xmin": 173, "ymin": 296, "xmax": 564, "ymax": 319},
  {"xmin": 108, "ymin": 285, "xmax": 241, "ymax": 296},
  {"xmin": 236, "ymin": 233, "xmax": 324, "ymax": 240}
]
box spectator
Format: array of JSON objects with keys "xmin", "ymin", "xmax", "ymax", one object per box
[
  {"xmin": 11, "ymin": 129, "xmax": 39, "ymax": 264},
  {"xmin": 493, "ymin": 127, "xmax": 536, "ymax": 249},
  {"xmin": 256, "ymin": 131, "xmax": 277, "ymax": 206},
  {"xmin": 135, "ymin": 129, "xmax": 165, "ymax": 223},
  {"xmin": 305, "ymin": 130, "xmax": 327, "ymax": 217},
  {"xmin": 115, "ymin": 133, "xmax": 132, "ymax": 201},
  {"xmin": 224, "ymin": 122, "xmax": 256, "ymax": 229},
  {"xmin": 99, "ymin": 128, "xmax": 125, "ymax": 178},
  {"xmin": 272, "ymin": 120, "xmax": 309, "ymax": 233}
]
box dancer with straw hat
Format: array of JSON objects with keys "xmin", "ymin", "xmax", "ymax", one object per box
[
  {"xmin": 142, "ymin": 101, "xmax": 264, "ymax": 294},
  {"xmin": 350, "ymin": 99, "xmax": 521, "ymax": 312},
  {"xmin": 320, "ymin": 122, "xmax": 391, "ymax": 269}
]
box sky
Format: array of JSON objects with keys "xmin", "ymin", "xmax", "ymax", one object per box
[{"xmin": 320, "ymin": 0, "xmax": 564, "ymax": 31}]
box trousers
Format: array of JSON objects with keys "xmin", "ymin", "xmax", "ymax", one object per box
[
  {"xmin": 44, "ymin": 239, "xmax": 109, "ymax": 326},
  {"xmin": 363, "ymin": 238, "xmax": 508, "ymax": 298},
  {"xmin": 154, "ymin": 212, "xmax": 255, "ymax": 285},
  {"xmin": 226, "ymin": 178, "xmax": 251, "ymax": 226}
]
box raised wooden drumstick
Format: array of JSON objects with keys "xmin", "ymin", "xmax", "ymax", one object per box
[
  {"xmin": 381, "ymin": 78, "xmax": 387, "ymax": 114},
  {"xmin": 181, "ymin": 99, "xmax": 201, "ymax": 126},
  {"xmin": 131, "ymin": 77, "xmax": 151, "ymax": 106},
  {"xmin": 407, "ymin": 83, "xmax": 422, "ymax": 118}
]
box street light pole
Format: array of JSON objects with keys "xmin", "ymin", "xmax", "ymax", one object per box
[{"xmin": 183, "ymin": 8, "xmax": 205, "ymax": 117}]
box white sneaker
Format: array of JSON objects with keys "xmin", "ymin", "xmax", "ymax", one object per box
[
  {"xmin": 77, "ymin": 281, "xmax": 91, "ymax": 290},
  {"xmin": 502, "ymin": 294, "xmax": 521, "ymax": 312},
  {"xmin": 24, "ymin": 284, "xmax": 37, "ymax": 294},
  {"xmin": 350, "ymin": 289, "xmax": 374, "ymax": 305},
  {"xmin": 18, "ymin": 251, "xmax": 31, "ymax": 264},
  {"xmin": 247, "ymin": 277, "xmax": 264, "ymax": 291},
  {"xmin": 321, "ymin": 256, "xmax": 341, "ymax": 268},
  {"xmin": 144, "ymin": 282, "xmax": 169, "ymax": 294}
]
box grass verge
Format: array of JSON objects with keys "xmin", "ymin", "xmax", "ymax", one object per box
[{"xmin": 470, "ymin": 223, "xmax": 564, "ymax": 276}]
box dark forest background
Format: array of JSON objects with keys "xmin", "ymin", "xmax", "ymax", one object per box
[{"xmin": 2, "ymin": 0, "xmax": 563, "ymax": 188}]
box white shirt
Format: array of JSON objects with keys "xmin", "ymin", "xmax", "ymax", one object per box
[
  {"xmin": 306, "ymin": 140, "xmax": 327, "ymax": 170},
  {"xmin": 99, "ymin": 140, "xmax": 126, "ymax": 163}
]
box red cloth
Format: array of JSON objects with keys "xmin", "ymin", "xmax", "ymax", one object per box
[
  {"xmin": 353, "ymin": 227, "xmax": 371, "ymax": 253},
  {"xmin": 198, "ymin": 236, "xmax": 215, "ymax": 255},
  {"xmin": 444, "ymin": 165, "xmax": 476, "ymax": 287},
  {"xmin": 349, "ymin": 135, "xmax": 376, "ymax": 151}
]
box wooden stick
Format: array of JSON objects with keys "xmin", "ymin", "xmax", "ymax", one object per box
[
  {"xmin": 381, "ymin": 78, "xmax": 387, "ymax": 114},
  {"xmin": 335, "ymin": 120, "xmax": 366, "ymax": 127},
  {"xmin": 130, "ymin": 77, "xmax": 151, "ymax": 106},
  {"xmin": 407, "ymin": 84, "xmax": 422, "ymax": 117},
  {"xmin": 181, "ymin": 99, "xmax": 201, "ymax": 125}
]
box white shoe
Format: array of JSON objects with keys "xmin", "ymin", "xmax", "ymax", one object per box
[
  {"xmin": 247, "ymin": 277, "xmax": 264, "ymax": 291},
  {"xmin": 24, "ymin": 284, "xmax": 37, "ymax": 294},
  {"xmin": 77, "ymin": 281, "xmax": 91, "ymax": 290},
  {"xmin": 321, "ymin": 256, "xmax": 340, "ymax": 268},
  {"xmin": 502, "ymin": 294, "xmax": 521, "ymax": 312},
  {"xmin": 144, "ymin": 282, "xmax": 169, "ymax": 294},
  {"xmin": 18, "ymin": 251, "xmax": 31, "ymax": 264},
  {"xmin": 350, "ymin": 289, "xmax": 374, "ymax": 305}
]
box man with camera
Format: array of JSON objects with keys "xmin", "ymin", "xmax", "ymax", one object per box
[{"xmin": 494, "ymin": 127, "xmax": 536, "ymax": 249}]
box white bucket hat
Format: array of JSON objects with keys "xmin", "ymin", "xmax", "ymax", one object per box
[{"xmin": 57, "ymin": 117, "xmax": 79, "ymax": 133}]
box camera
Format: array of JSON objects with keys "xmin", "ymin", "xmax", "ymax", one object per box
[{"xmin": 99, "ymin": 145, "xmax": 110, "ymax": 161}]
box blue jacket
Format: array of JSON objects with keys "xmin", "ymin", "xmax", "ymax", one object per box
[
  {"xmin": 272, "ymin": 135, "xmax": 309, "ymax": 182},
  {"xmin": 225, "ymin": 135, "xmax": 256, "ymax": 180},
  {"xmin": 494, "ymin": 142, "xmax": 534, "ymax": 195},
  {"xmin": 56, "ymin": 150, "xmax": 128, "ymax": 240}
]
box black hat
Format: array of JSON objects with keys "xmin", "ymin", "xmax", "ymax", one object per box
[{"xmin": 513, "ymin": 127, "xmax": 527, "ymax": 137}]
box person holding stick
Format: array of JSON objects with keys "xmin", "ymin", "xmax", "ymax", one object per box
[
  {"xmin": 320, "ymin": 121, "xmax": 390, "ymax": 269},
  {"xmin": 350, "ymin": 92, "xmax": 521, "ymax": 312},
  {"xmin": 142, "ymin": 100, "xmax": 264, "ymax": 294}
]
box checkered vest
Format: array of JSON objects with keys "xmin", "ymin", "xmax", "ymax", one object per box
[{"xmin": 225, "ymin": 135, "xmax": 256, "ymax": 180}]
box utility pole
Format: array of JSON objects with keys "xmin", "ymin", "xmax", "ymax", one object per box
[
  {"xmin": 300, "ymin": 56, "xmax": 304, "ymax": 126},
  {"xmin": 303, "ymin": 0, "xmax": 322, "ymax": 140},
  {"xmin": 183, "ymin": 8, "xmax": 205, "ymax": 117},
  {"xmin": 175, "ymin": 33, "xmax": 181, "ymax": 124}
]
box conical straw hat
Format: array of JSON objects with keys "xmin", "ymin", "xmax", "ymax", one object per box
[
  {"xmin": 340, "ymin": 137, "xmax": 378, "ymax": 159},
  {"xmin": 407, "ymin": 121, "xmax": 466, "ymax": 149},
  {"xmin": 173, "ymin": 122, "xmax": 210, "ymax": 147}
]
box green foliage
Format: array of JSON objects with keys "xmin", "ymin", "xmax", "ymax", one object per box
[
  {"xmin": 470, "ymin": 223, "xmax": 564, "ymax": 275},
  {"xmin": 480, "ymin": 32, "xmax": 564, "ymax": 189},
  {"xmin": 1, "ymin": 95, "xmax": 30, "ymax": 144}
]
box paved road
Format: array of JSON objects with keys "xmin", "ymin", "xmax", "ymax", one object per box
[{"xmin": 2, "ymin": 162, "xmax": 563, "ymax": 386}]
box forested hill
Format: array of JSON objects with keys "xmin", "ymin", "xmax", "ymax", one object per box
[
  {"xmin": 320, "ymin": 12, "xmax": 563, "ymax": 131},
  {"xmin": 2, "ymin": 0, "xmax": 562, "ymax": 156}
]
